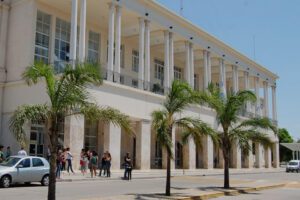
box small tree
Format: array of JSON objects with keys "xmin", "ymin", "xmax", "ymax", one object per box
[
  {"xmin": 151, "ymin": 80, "xmax": 214, "ymax": 196},
  {"xmin": 278, "ymin": 128, "xmax": 294, "ymax": 161},
  {"xmin": 199, "ymin": 84, "xmax": 277, "ymax": 189},
  {"xmin": 9, "ymin": 62, "xmax": 132, "ymax": 200}
]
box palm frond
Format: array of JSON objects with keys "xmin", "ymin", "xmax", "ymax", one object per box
[
  {"xmin": 175, "ymin": 117, "xmax": 217, "ymax": 147},
  {"xmin": 151, "ymin": 110, "xmax": 173, "ymax": 159},
  {"xmin": 237, "ymin": 117, "xmax": 277, "ymax": 134},
  {"xmin": 9, "ymin": 104, "xmax": 50, "ymax": 146},
  {"xmin": 81, "ymin": 103, "xmax": 133, "ymax": 135},
  {"xmin": 165, "ymin": 80, "xmax": 200, "ymax": 114}
]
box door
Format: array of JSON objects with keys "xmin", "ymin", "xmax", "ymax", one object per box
[
  {"xmin": 15, "ymin": 158, "xmax": 32, "ymax": 183},
  {"xmin": 31, "ymin": 158, "xmax": 46, "ymax": 181},
  {"xmin": 175, "ymin": 142, "xmax": 183, "ymax": 169},
  {"xmin": 29, "ymin": 123, "xmax": 45, "ymax": 157}
]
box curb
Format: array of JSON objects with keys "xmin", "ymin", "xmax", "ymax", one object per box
[
  {"xmin": 57, "ymin": 170, "xmax": 284, "ymax": 183},
  {"xmin": 181, "ymin": 183, "xmax": 286, "ymax": 200}
]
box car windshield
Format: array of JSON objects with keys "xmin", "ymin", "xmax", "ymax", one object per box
[
  {"xmin": 0, "ymin": 157, "xmax": 21, "ymax": 167},
  {"xmin": 288, "ymin": 161, "xmax": 298, "ymax": 166}
]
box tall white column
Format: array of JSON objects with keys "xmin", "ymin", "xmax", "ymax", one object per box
[
  {"xmin": 64, "ymin": 115, "xmax": 84, "ymax": 170},
  {"xmin": 202, "ymin": 135, "xmax": 214, "ymax": 169},
  {"xmin": 254, "ymin": 77, "xmax": 261, "ymax": 116},
  {"xmin": 183, "ymin": 137, "xmax": 196, "ymax": 169},
  {"xmin": 136, "ymin": 120, "xmax": 151, "ymax": 170},
  {"xmin": 219, "ymin": 58, "xmax": 226, "ymax": 97},
  {"xmin": 103, "ymin": 122, "xmax": 121, "ymax": 170},
  {"xmin": 203, "ymin": 50, "xmax": 211, "ymax": 90},
  {"xmin": 244, "ymin": 71, "xmax": 250, "ymax": 112},
  {"xmin": 232, "ymin": 65, "xmax": 239, "ymax": 93},
  {"xmin": 263, "ymin": 81, "xmax": 269, "ymax": 118},
  {"xmin": 255, "ymin": 142, "xmax": 263, "ymax": 168},
  {"xmin": 185, "ymin": 41, "xmax": 191, "ymax": 84},
  {"xmin": 114, "ymin": 5, "xmax": 122, "ymax": 83},
  {"xmin": 169, "ymin": 32, "xmax": 174, "ymax": 85},
  {"xmin": 138, "ymin": 18, "xmax": 145, "ymax": 89},
  {"xmin": 231, "ymin": 141, "xmax": 242, "ymax": 168},
  {"xmin": 78, "ymin": 0, "xmax": 86, "ymax": 62},
  {"xmin": 189, "ymin": 43, "xmax": 194, "ymax": 89},
  {"xmin": 0, "ymin": 4, "xmax": 9, "ymax": 70},
  {"xmin": 144, "ymin": 20, "xmax": 151, "ymax": 90},
  {"xmin": 107, "ymin": 3, "xmax": 115, "ymax": 81},
  {"xmin": 70, "ymin": 0, "xmax": 78, "ymax": 67},
  {"xmin": 272, "ymin": 86, "xmax": 277, "ymax": 121},
  {"xmin": 164, "ymin": 30, "xmax": 170, "ymax": 91},
  {"xmin": 207, "ymin": 51, "xmax": 212, "ymax": 83}
]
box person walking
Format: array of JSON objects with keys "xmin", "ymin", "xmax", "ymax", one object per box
[
  {"xmin": 80, "ymin": 149, "xmax": 87, "ymax": 176},
  {"xmin": 18, "ymin": 146, "xmax": 27, "ymax": 156},
  {"xmin": 5, "ymin": 146, "xmax": 11, "ymax": 158},
  {"xmin": 99, "ymin": 152, "xmax": 107, "ymax": 177},
  {"xmin": 66, "ymin": 147, "xmax": 75, "ymax": 175},
  {"xmin": 0, "ymin": 145, "xmax": 4, "ymax": 163},
  {"xmin": 106, "ymin": 151, "xmax": 112, "ymax": 177},
  {"xmin": 61, "ymin": 148, "xmax": 66, "ymax": 171},
  {"xmin": 56, "ymin": 149, "xmax": 63, "ymax": 179},
  {"xmin": 123, "ymin": 152, "xmax": 132, "ymax": 180},
  {"xmin": 90, "ymin": 151, "xmax": 98, "ymax": 178}
]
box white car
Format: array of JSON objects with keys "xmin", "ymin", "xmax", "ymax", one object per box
[
  {"xmin": 286, "ymin": 160, "xmax": 300, "ymax": 173},
  {"xmin": 0, "ymin": 156, "xmax": 50, "ymax": 188}
]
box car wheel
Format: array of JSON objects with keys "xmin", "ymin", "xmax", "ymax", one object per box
[
  {"xmin": 1, "ymin": 175, "xmax": 11, "ymax": 188},
  {"xmin": 41, "ymin": 175, "xmax": 49, "ymax": 186}
]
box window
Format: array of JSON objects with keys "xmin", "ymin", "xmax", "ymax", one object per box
[
  {"xmin": 88, "ymin": 31, "xmax": 100, "ymax": 63},
  {"xmin": 132, "ymin": 79, "xmax": 138, "ymax": 88},
  {"xmin": 34, "ymin": 11, "xmax": 51, "ymax": 64},
  {"xmin": 174, "ymin": 67, "xmax": 182, "ymax": 80},
  {"xmin": 32, "ymin": 158, "xmax": 44, "ymax": 167},
  {"xmin": 132, "ymin": 50, "xmax": 139, "ymax": 72},
  {"xmin": 54, "ymin": 18, "xmax": 71, "ymax": 73},
  {"xmin": 84, "ymin": 119, "xmax": 98, "ymax": 151},
  {"xmin": 154, "ymin": 59, "xmax": 164, "ymax": 81},
  {"xmin": 20, "ymin": 158, "xmax": 30, "ymax": 168},
  {"xmin": 121, "ymin": 45, "xmax": 125, "ymax": 68},
  {"xmin": 194, "ymin": 74, "xmax": 199, "ymax": 91}
]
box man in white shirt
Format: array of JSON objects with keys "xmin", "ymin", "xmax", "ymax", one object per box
[{"xmin": 18, "ymin": 147, "xmax": 27, "ymax": 156}]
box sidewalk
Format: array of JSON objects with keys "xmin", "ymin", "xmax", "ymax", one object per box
[
  {"xmin": 57, "ymin": 168, "xmax": 284, "ymax": 182},
  {"xmin": 79, "ymin": 174, "xmax": 288, "ymax": 200}
]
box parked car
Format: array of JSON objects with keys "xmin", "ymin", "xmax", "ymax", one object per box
[
  {"xmin": 0, "ymin": 156, "xmax": 49, "ymax": 188},
  {"xmin": 286, "ymin": 160, "xmax": 300, "ymax": 173}
]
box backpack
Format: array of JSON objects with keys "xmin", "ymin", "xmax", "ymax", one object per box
[{"xmin": 91, "ymin": 156, "xmax": 97, "ymax": 165}]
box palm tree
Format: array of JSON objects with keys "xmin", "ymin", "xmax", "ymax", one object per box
[
  {"xmin": 199, "ymin": 83, "xmax": 277, "ymax": 189},
  {"xmin": 9, "ymin": 62, "xmax": 132, "ymax": 200},
  {"xmin": 151, "ymin": 80, "xmax": 215, "ymax": 196}
]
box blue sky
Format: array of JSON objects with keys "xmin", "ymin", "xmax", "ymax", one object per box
[{"xmin": 157, "ymin": 0, "xmax": 300, "ymax": 139}]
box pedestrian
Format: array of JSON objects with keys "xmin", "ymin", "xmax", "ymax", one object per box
[
  {"xmin": 106, "ymin": 151, "xmax": 112, "ymax": 177},
  {"xmin": 123, "ymin": 152, "xmax": 132, "ymax": 180},
  {"xmin": 66, "ymin": 147, "xmax": 75, "ymax": 175},
  {"xmin": 5, "ymin": 146, "xmax": 11, "ymax": 158},
  {"xmin": 90, "ymin": 151, "xmax": 98, "ymax": 178},
  {"xmin": 0, "ymin": 145, "xmax": 4, "ymax": 163},
  {"xmin": 56, "ymin": 149, "xmax": 63, "ymax": 179},
  {"xmin": 18, "ymin": 146, "xmax": 27, "ymax": 156},
  {"xmin": 80, "ymin": 149, "xmax": 87, "ymax": 176},
  {"xmin": 61, "ymin": 148, "xmax": 66, "ymax": 171},
  {"xmin": 99, "ymin": 152, "xmax": 107, "ymax": 177}
]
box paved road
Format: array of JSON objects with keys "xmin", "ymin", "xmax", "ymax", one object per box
[
  {"xmin": 214, "ymin": 187, "xmax": 300, "ymax": 200},
  {"xmin": 1, "ymin": 172, "xmax": 300, "ymax": 200}
]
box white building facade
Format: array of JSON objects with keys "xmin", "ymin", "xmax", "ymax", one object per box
[{"xmin": 0, "ymin": 0, "xmax": 279, "ymax": 170}]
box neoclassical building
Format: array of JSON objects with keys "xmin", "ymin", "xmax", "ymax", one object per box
[{"xmin": 0, "ymin": 0, "xmax": 279, "ymax": 170}]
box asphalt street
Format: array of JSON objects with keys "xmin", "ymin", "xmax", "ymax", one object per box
[{"xmin": 0, "ymin": 171, "xmax": 300, "ymax": 200}]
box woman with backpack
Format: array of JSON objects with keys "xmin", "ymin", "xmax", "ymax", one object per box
[{"xmin": 90, "ymin": 151, "xmax": 98, "ymax": 178}]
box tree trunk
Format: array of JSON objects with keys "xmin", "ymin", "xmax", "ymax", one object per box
[
  {"xmin": 165, "ymin": 152, "xmax": 171, "ymax": 196},
  {"xmin": 165, "ymin": 125, "xmax": 173, "ymax": 196},
  {"xmin": 224, "ymin": 151, "xmax": 230, "ymax": 189},
  {"xmin": 48, "ymin": 118, "xmax": 58, "ymax": 200}
]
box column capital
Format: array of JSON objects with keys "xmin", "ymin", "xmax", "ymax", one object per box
[
  {"xmin": 145, "ymin": 19, "xmax": 151, "ymax": 24},
  {"xmin": 164, "ymin": 30, "xmax": 169, "ymax": 35},
  {"xmin": 138, "ymin": 17, "xmax": 145, "ymax": 23},
  {"xmin": 115, "ymin": 4, "xmax": 122, "ymax": 10}
]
